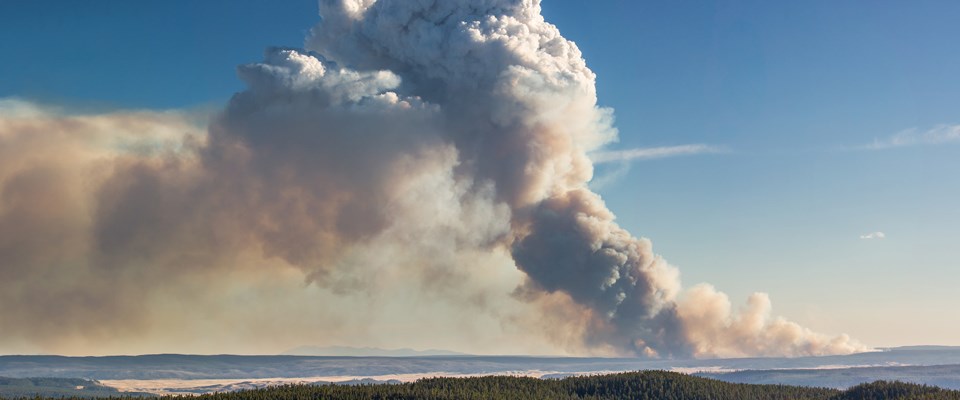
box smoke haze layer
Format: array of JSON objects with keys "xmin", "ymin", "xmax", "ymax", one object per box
[{"xmin": 0, "ymin": 1, "xmax": 865, "ymax": 357}]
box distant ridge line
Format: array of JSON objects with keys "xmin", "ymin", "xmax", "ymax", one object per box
[{"xmin": 280, "ymin": 345, "xmax": 469, "ymax": 357}]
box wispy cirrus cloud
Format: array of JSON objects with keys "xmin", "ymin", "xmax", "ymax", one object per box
[
  {"xmin": 589, "ymin": 143, "xmax": 726, "ymax": 164},
  {"xmin": 860, "ymin": 232, "xmax": 886, "ymax": 240},
  {"xmin": 862, "ymin": 124, "xmax": 960, "ymax": 150}
]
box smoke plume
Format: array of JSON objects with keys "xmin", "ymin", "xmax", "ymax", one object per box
[{"xmin": 0, "ymin": 0, "xmax": 866, "ymax": 357}]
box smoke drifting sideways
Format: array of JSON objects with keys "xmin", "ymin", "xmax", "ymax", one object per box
[{"xmin": 0, "ymin": 0, "xmax": 867, "ymax": 358}]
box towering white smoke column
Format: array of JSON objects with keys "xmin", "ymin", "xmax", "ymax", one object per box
[
  {"xmin": 0, "ymin": 1, "xmax": 867, "ymax": 357},
  {"xmin": 302, "ymin": 0, "xmax": 865, "ymax": 357}
]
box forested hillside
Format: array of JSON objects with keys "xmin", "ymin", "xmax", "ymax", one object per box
[
  {"xmin": 0, "ymin": 377, "xmax": 147, "ymax": 398},
  {"xmin": 4, "ymin": 371, "xmax": 960, "ymax": 400}
]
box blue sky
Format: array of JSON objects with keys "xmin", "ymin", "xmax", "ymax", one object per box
[
  {"xmin": 2, "ymin": 0, "xmax": 958, "ymax": 348},
  {"xmin": 542, "ymin": 1, "xmax": 960, "ymax": 346}
]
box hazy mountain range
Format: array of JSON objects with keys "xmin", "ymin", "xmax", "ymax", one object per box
[
  {"xmin": 281, "ymin": 346, "xmax": 466, "ymax": 357},
  {"xmin": 3, "ymin": 346, "xmax": 960, "ymax": 394}
]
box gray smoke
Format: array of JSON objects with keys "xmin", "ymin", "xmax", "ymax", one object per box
[
  {"xmin": 302, "ymin": 0, "xmax": 865, "ymax": 357},
  {"xmin": 0, "ymin": 1, "xmax": 866, "ymax": 357}
]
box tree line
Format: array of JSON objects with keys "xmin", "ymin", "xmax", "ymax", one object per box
[{"xmin": 6, "ymin": 370, "xmax": 960, "ymax": 400}]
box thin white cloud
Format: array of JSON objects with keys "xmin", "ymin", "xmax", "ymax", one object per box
[
  {"xmin": 863, "ymin": 124, "xmax": 960, "ymax": 150},
  {"xmin": 589, "ymin": 144, "xmax": 726, "ymax": 164},
  {"xmin": 588, "ymin": 161, "xmax": 632, "ymax": 191},
  {"xmin": 860, "ymin": 232, "xmax": 886, "ymax": 240}
]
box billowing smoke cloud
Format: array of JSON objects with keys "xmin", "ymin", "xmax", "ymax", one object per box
[
  {"xmin": 0, "ymin": 96, "xmax": 542, "ymax": 356},
  {"xmin": 0, "ymin": 0, "xmax": 866, "ymax": 358},
  {"xmin": 677, "ymin": 284, "xmax": 864, "ymax": 358}
]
